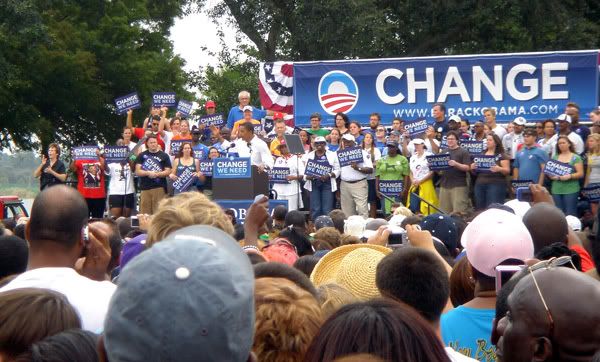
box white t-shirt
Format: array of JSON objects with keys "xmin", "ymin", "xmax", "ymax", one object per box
[
  {"xmin": 406, "ymin": 138, "xmax": 440, "ymax": 156},
  {"xmin": 491, "ymin": 124, "xmax": 507, "ymax": 139},
  {"xmin": 445, "ymin": 347, "xmax": 479, "ymax": 362},
  {"xmin": 0, "ymin": 267, "xmax": 116, "ymax": 333},
  {"xmin": 365, "ymin": 147, "xmax": 382, "ymax": 180},
  {"xmin": 106, "ymin": 162, "xmax": 135, "ymax": 195},
  {"xmin": 272, "ymin": 155, "xmax": 301, "ymax": 196},
  {"xmin": 410, "ymin": 151, "xmax": 433, "ymax": 182}
]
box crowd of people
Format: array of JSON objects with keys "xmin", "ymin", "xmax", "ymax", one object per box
[{"xmin": 0, "ymin": 91, "xmax": 599, "ymax": 361}]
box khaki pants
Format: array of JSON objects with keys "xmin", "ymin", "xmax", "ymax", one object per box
[
  {"xmin": 438, "ymin": 186, "xmax": 469, "ymax": 214},
  {"xmin": 140, "ymin": 187, "xmax": 166, "ymax": 215},
  {"xmin": 341, "ymin": 179, "xmax": 369, "ymax": 218}
]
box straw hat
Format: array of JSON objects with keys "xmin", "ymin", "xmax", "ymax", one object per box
[{"xmin": 310, "ymin": 244, "xmax": 391, "ymax": 299}]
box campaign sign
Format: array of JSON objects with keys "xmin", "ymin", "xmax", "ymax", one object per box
[
  {"xmin": 337, "ymin": 146, "xmax": 364, "ymax": 167},
  {"xmin": 172, "ymin": 168, "xmax": 197, "ymax": 193},
  {"xmin": 152, "ymin": 92, "xmax": 177, "ymax": 107},
  {"xmin": 379, "ymin": 180, "xmax": 404, "ymax": 196},
  {"xmin": 114, "ymin": 92, "xmax": 141, "ymax": 115},
  {"xmin": 215, "ymin": 199, "xmax": 288, "ymax": 224},
  {"xmin": 511, "ymin": 180, "xmax": 533, "ymax": 189},
  {"xmin": 213, "ymin": 157, "xmax": 252, "ymax": 179},
  {"xmin": 268, "ymin": 167, "xmax": 290, "ymax": 184},
  {"xmin": 193, "ymin": 148, "xmax": 207, "ymax": 161},
  {"xmin": 461, "ymin": 140, "xmax": 485, "ymax": 155},
  {"xmin": 199, "ymin": 160, "xmax": 213, "ymax": 176},
  {"xmin": 581, "ymin": 184, "xmax": 600, "ymax": 202},
  {"xmin": 197, "ymin": 113, "xmax": 226, "ymax": 128},
  {"xmin": 305, "ymin": 159, "xmax": 333, "ymax": 178},
  {"xmin": 544, "ymin": 159, "xmax": 574, "ymax": 178},
  {"xmin": 473, "ymin": 155, "xmax": 497, "ymax": 173},
  {"xmin": 253, "ymin": 123, "xmax": 264, "ymax": 134},
  {"xmin": 73, "ymin": 146, "xmax": 99, "ymax": 160},
  {"xmin": 169, "ymin": 140, "xmax": 187, "ymax": 156},
  {"xmin": 104, "ymin": 146, "xmax": 128, "ymax": 163},
  {"xmin": 141, "ymin": 157, "xmax": 163, "ymax": 172},
  {"xmin": 404, "ymin": 118, "xmax": 428, "ymax": 137},
  {"xmin": 177, "ymin": 99, "xmax": 194, "ymax": 117},
  {"xmin": 426, "ymin": 153, "xmax": 451, "ymax": 171}
]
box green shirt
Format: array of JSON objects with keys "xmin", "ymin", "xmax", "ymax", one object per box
[
  {"xmin": 307, "ymin": 128, "xmax": 330, "ymax": 137},
  {"xmin": 551, "ymin": 154, "xmax": 582, "ymax": 195},
  {"xmin": 376, "ymin": 154, "xmax": 409, "ymax": 180}
]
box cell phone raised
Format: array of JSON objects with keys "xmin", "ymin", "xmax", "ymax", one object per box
[
  {"xmin": 131, "ymin": 216, "xmax": 140, "ymax": 228},
  {"xmin": 495, "ymin": 265, "xmax": 526, "ymax": 293},
  {"xmin": 516, "ymin": 187, "xmax": 533, "ymax": 203}
]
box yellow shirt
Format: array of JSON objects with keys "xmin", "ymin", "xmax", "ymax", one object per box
[
  {"xmin": 270, "ymin": 137, "xmax": 284, "ymax": 157},
  {"xmin": 232, "ymin": 119, "xmax": 261, "ymax": 135}
]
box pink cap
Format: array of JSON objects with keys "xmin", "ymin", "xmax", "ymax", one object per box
[
  {"xmin": 205, "ymin": 100, "xmax": 216, "ymax": 108},
  {"xmin": 461, "ymin": 208, "xmax": 533, "ymax": 277}
]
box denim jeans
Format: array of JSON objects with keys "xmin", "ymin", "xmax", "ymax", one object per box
[
  {"xmin": 552, "ymin": 193, "xmax": 579, "ymax": 216},
  {"xmin": 310, "ymin": 180, "xmax": 333, "ymax": 220},
  {"xmin": 474, "ymin": 183, "xmax": 507, "ymax": 210}
]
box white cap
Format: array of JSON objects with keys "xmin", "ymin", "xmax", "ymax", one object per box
[
  {"xmin": 448, "ymin": 115, "xmax": 461, "ymax": 123},
  {"xmin": 342, "ymin": 134, "xmax": 356, "ymax": 142},
  {"xmin": 566, "ymin": 215, "xmax": 582, "ymax": 231},
  {"xmin": 513, "ymin": 116, "xmax": 527, "ymax": 126},
  {"xmin": 242, "ymin": 105, "xmax": 253, "ymax": 112},
  {"xmin": 344, "ymin": 215, "xmax": 367, "ymax": 238},
  {"xmin": 314, "ymin": 136, "xmax": 326, "ymax": 143},
  {"xmin": 556, "ymin": 113, "xmax": 572, "ymax": 124},
  {"xmin": 410, "ymin": 138, "xmax": 425, "ymax": 145},
  {"xmin": 504, "ymin": 199, "xmax": 531, "ymax": 219}
]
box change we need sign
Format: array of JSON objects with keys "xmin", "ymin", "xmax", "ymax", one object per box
[
  {"xmin": 337, "ymin": 146, "xmax": 363, "ymax": 167},
  {"xmin": 305, "ymin": 159, "xmax": 333, "ymax": 178},
  {"xmin": 404, "ymin": 118, "xmax": 428, "ymax": 137},
  {"xmin": 114, "ymin": 92, "xmax": 141, "ymax": 115},
  {"xmin": 73, "ymin": 146, "xmax": 99, "ymax": 160},
  {"xmin": 197, "ymin": 114, "xmax": 226, "ymax": 128},
  {"xmin": 268, "ymin": 167, "xmax": 290, "ymax": 184},
  {"xmin": 173, "ymin": 168, "xmax": 197, "ymax": 193},
  {"xmin": 581, "ymin": 184, "xmax": 600, "ymax": 202},
  {"xmin": 461, "ymin": 140, "xmax": 485, "ymax": 155},
  {"xmin": 543, "ymin": 159, "xmax": 574, "ymax": 178},
  {"xmin": 426, "ymin": 153, "xmax": 450, "ymax": 171},
  {"xmin": 473, "ymin": 155, "xmax": 497, "ymax": 173},
  {"xmin": 199, "ymin": 160, "xmax": 213, "ymax": 176},
  {"xmin": 104, "ymin": 146, "xmax": 129, "ymax": 163},
  {"xmin": 379, "ymin": 180, "xmax": 404, "ymax": 196},
  {"xmin": 152, "ymin": 92, "xmax": 177, "ymax": 107},
  {"xmin": 213, "ymin": 157, "xmax": 252, "ymax": 179},
  {"xmin": 176, "ymin": 99, "xmax": 194, "ymax": 117}
]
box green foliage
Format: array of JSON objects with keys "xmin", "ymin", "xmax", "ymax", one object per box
[{"xmin": 0, "ymin": 0, "xmax": 192, "ymax": 152}]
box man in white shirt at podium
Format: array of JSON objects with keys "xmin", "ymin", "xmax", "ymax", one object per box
[{"xmin": 228, "ymin": 122, "xmax": 274, "ymax": 172}]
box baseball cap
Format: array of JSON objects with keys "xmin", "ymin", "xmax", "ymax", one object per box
[
  {"xmin": 566, "ymin": 215, "xmax": 582, "ymax": 231},
  {"xmin": 386, "ymin": 140, "xmax": 399, "ymax": 148},
  {"xmin": 513, "ymin": 116, "xmax": 527, "ymax": 126},
  {"xmin": 411, "ymin": 138, "xmax": 425, "ymax": 145},
  {"xmin": 191, "ymin": 125, "xmax": 202, "ymax": 134},
  {"xmin": 556, "ymin": 113, "xmax": 572, "ymax": 123},
  {"xmin": 362, "ymin": 218, "xmax": 389, "ymax": 239},
  {"xmin": 104, "ymin": 225, "xmax": 255, "ymax": 362},
  {"xmin": 276, "ymin": 139, "xmax": 287, "ymax": 148},
  {"xmin": 523, "ymin": 128, "xmax": 537, "ymax": 137},
  {"xmin": 314, "ymin": 136, "xmax": 327, "ymax": 143},
  {"xmin": 342, "ymin": 134, "xmax": 356, "ymax": 142},
  {"xmin": 461, "ymin": 208, "xmax": 534, "ymax": 277},
  {"xmin": 205, "ymin": 100, "xmax": 216, "ymax": 108},
  {"xmin": 344, "ymin": 215, "xmax": 367, "ymax": 238},
  {"xmin": 314, "ymin": 215, "xmax": 335, "ymax": 230},
  {"xmin": 273, "ymin": 112, "xmax": 284, "ymax": 120},
  {"xmin": 242, "ymin": 105, "xmax": 253, "ymax": 112},
  {"xmin": 448, "ymin": 115, "xmax": 461, "ymax": 123},
  {"xmin": 420, "ymin": 214, "xmax": 458, "ymax": 252}
]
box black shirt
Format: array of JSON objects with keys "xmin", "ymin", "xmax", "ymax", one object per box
[
  {"xmin": 135, "ymin": 150, "xmax": 171, "ymax": 190},
  {"xmin": 40, "ymin": 160, "xmax": 66, "ymax": 190}
]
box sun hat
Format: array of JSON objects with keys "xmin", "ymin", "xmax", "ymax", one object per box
[
  {"xmin": 310, "ymin": 244, "xmax": 391, "ymax": 299},
  {"xmin": 461, "ymin": 208, "xmax": 534, "ymax": 277},
  {"xmin": 344, "ymin": 215, "xmax": 367, "ymax": 238}
]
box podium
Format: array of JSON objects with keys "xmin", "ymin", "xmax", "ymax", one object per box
[{"xmin": 213, "ymin": 165, "xmax": 270, "ymax": 200}]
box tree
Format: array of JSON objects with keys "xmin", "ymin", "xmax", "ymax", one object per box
[{"xmin": 1, "ymin": 0, "xmax": 193, "ymax": 151}]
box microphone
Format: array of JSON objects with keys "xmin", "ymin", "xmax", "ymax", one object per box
[{"xmin": 226, "ymin": 143, "xmax": 236, "ymax": 150}]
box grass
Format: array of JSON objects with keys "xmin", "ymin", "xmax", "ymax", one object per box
[{"xmin": 0, "ymin": 186, "xmax": 38, "ymax": 199}]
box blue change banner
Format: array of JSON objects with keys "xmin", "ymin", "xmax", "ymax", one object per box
[
  {"xmin": 114, "ymin": 92, "xmax": 141, "ymax": 115},
  {"xmin": 404, "ymin": 118, "xmax": 428, "ymax": 137},
  {"xmin": 426, "ymin": 153, "xmax": 451, "ymax": 171},
  {"xmin": 337, "ymin": 146, "xmax": 364, "ymax": 167},
  {"xmin": 199, "ymin": 160, "xmax": 213, "ymax": 176},
  {"xmin": 293, "ymin": 51, "xmax": 599, "ymax": 126},
  {"xmin": 172, "ymin": 168, "xmax": 197, "ymax": 193},
  {"xmin": 152, "ymin": 92, "xmax": 177, "ymax": 107},
  {"xmin": 177, "ymin": 99, "xmax": 194, "ymax": 116},
  {"xmin": 169, "ymin": 140, "xmax": 187, "ymax": 157},
  {"xmin": 544, "ymin": 159, "xmax": 574, "ymax": 178},
  {"xmin": 379, "ymin": 180, "xmax": 404, "ymax": 196},
  {"xmin": 197, "ymin": 113, "xmax": 226, "ymax": 128},
  {"xmin": 461, "ymin": 140, "xmax": 485, "ymax": 154},
  {"xmin": 511, "ymin": 180, "xmax": 533, "ymax": 189},
  {"xmin": 215, "ymin": 199, "xmax": 288, "ymax": 224},
  {"xmin": 581, "ymin": 184, "xmax": 600, "ymax": 202},
  {"xmin": 73, "ymin": 146, "xmax": 99, "ymax": 160},
  {"xmin": 305, "ymin": 159, "xmax": 333, "ymax": 178},
  {"xmin": 268, "ymin": 167, "xmax": 290, "ymax": 184},
  {"xmin": 104, "ymin": 146, "xmax": 129, "ymax": 163},
  {"xmin": 213, "ymin": 157, "xmax": 252, "ymax": 179},
  {"xmin": 473, "ymin": 155, "xmax": 497, "ymax": 173}
]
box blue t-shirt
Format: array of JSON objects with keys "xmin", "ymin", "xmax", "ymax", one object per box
[
  {"xmin": 192, "ymin": 143, "xmax": 210, "ymax": 160},
  {"xmin": 226, "ymin": 106, "xmax": 267, "ymax": 129},
  {"xmin": 327, "ymin": 143, "xmax": 340, "ymax": 152},
  {"xmin": 513, "ymin": 146, "xmax": 549, "ymax": 182},
  {"xmin": 441, "ymin": 306, "xmax": 497, "ymax": 362}
]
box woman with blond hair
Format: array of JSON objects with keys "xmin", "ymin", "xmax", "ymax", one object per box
[
  {"xmin": 550, "ymin": 135, "xmax": 584, "ymax": 216},
  {"xmin": 585, "ymin": 133, "xmax": 600, "ymax": 216}
]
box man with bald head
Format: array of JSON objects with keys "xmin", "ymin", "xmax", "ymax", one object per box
[
  {"xmin": 496, "ymin": 267, "xmax": 600, "ymax": 361},
  {"xmin": 0, "ymin": 185, "xmax": 115, "ymax": 332}
]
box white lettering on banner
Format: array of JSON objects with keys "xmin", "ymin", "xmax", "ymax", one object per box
[
  {"xmin": 153, "ymin": 94, "xmax": 176, "ymax": 102},
  {"xmin": 394, "ymin": 104, "xmax": 559, "ymax": 120},
  {"xmin": 116, "ymin": 95, "xmax": 138, "ymax": 106},
  {"xmin": 376, "ymin": 63, "xmax": 570, "ymax": 105},
  {"xmin": 216, "ymin": 161, "xmax": 248, "ymax": 168}
]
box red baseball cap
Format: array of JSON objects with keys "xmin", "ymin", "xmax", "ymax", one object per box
[
  {"xmin": 205, "ymin": 100, "xmax": 216, "ymax": 108},
  {"xmin": 273, "ymin": 112, "xmax": 284, "ymax": 120}
]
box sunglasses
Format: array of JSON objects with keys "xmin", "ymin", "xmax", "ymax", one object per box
[{"xmin": 527, "ymin": 256, "xmax": 576, "ymax": 336}]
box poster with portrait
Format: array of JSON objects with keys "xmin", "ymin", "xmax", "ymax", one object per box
[{"xmin": 83, "ymin": 163, "xmax": 102, "ymax": 189}]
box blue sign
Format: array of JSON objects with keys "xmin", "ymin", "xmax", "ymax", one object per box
[
  {"xmin": 473, "ymin": 155, "xmax": 497, "ymax": 173},
  {"xmin": 177, "ymin": 99, "xmax": 194, "ymax": 116},
  {"xmin": 73, "ymin": 146, "xmax": 99, "ymax": 160},
  {"xmin": 197, "ymin": 113, "xmax": 226, "ymax": 128},
  {"xmin": 169, "ymin": 140, "xmax": 187, "ymax": 156},
  {"xmin": 213, "ymin": 157, "xmax": 252, "ymax": 179},
  {"xmin": 461, "ymin": 140, "xmax": 485, "ymax": 155},
  {"xmin": 404, "ymin": 118, "xmax": 428, "ymax": 137},
  {"xmin": 172, "ymin": 168, "xmax": 197, "ymax": 193},
  {"xmin": 337, "ymin": 146, "xmax": 364, "ymax": 167},
  {"xmin": 293, "ymin": 51, "xmax": 599, "ymax": 126},
  {"xmin": 199, "ymin": 160, "xmax": 213, "ymax": 176},
  {"xmin": 581, "ymin": 184, "xmax": 600, "ymax": 202},
  {"xmin": 511, "ymin": 180, "xmax": 533, "ymax": 189},
  {"xmin": 215, "ymin": 199, "xmax": 289, "ymax": 224},
  {"xmin": 305, "ymin": 159, "xmax": 333, "ymax": 178},
  {"xmin": 152, "ymin": 92, "xmax": 177, "ymax": 107},
  {"xmin": 114, "ymin": 92, "xmax": 141, "ymax": 115},
  {"xmin": 268, "ymin": 167, "xmax": 290, "ymax": 184},
  {"xmin": 379, "ymin": 180, "xmax": 404, "ymax": 196},
  {"xmin": 104, "ymin": 146, "xmax": 128, "ymax": 163},
  {"xmin": 426, "ymin": 153, "xmax": 451, "ymax": 171},
  {"xmin": 544, "ymin": 159, "xmax": 574, "ymax": 178}
]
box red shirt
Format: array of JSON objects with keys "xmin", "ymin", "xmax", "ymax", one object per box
[
  {"xmin": 75, "ymin": 159, "xmax": 106, "ymax": 199},
  {"xmin": 133, "ymin": 128, "xmax": 165, "ymax": 150},
  {"xmin": 570, "ymin": 245, "xmax": 595, "ymax": 272}
]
